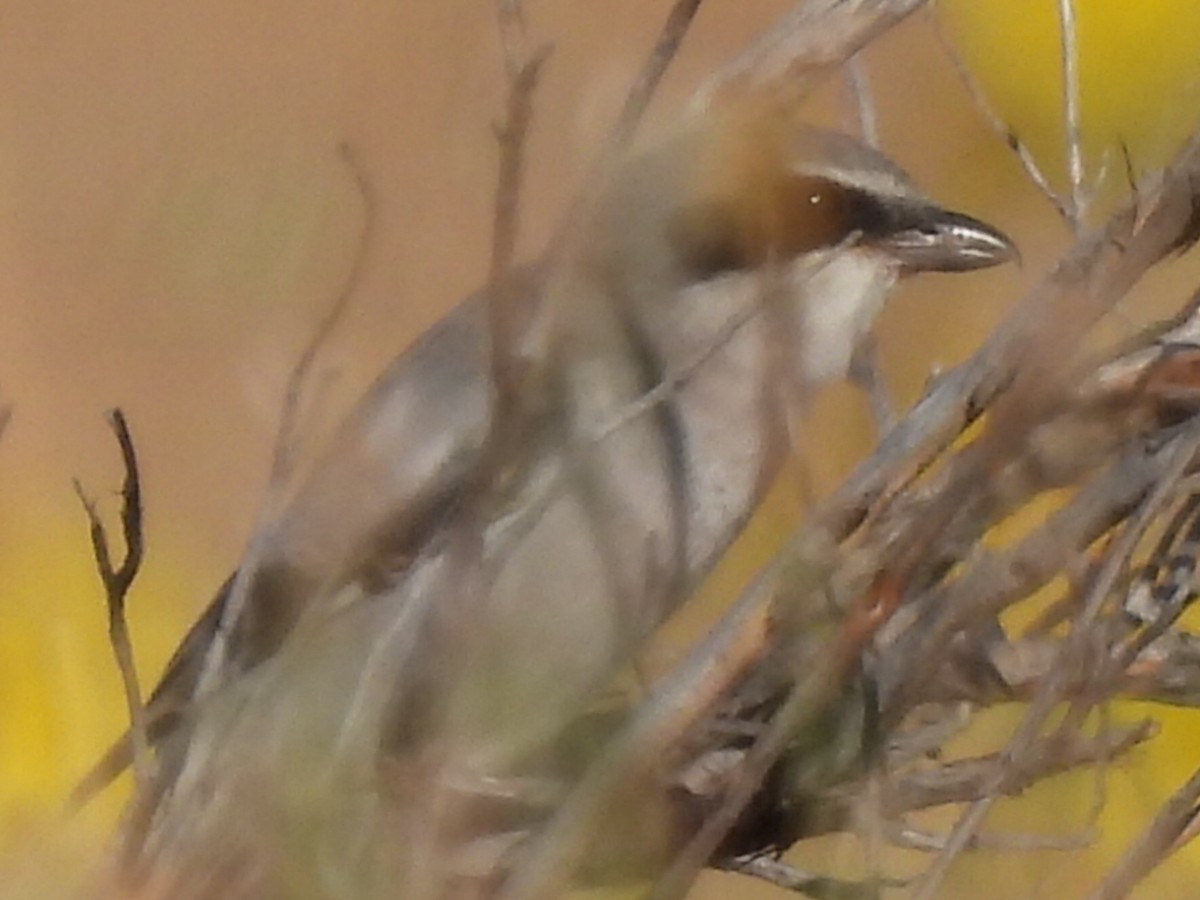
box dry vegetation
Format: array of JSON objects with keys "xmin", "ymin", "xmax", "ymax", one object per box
[{"xmin": 46, "ymin": 1, "xmax": 1200, "ymax": 898}]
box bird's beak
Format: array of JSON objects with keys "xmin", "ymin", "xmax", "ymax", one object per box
[{"xmin": 878, "ymin": 207, "xmax": 1018, "ymax": 273}]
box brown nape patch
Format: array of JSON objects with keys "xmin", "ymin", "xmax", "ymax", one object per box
[{"xmin": 670, "ymin": 198, "xmax": 751, "ymax": 277}]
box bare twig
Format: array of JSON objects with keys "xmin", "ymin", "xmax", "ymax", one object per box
[
  {"xmin": 700, "ymin": 0, "xmax": 924, "ymax": 106},
  {"xmin": 886, "ymin": 721, "xmax": 1154, "ymax": 826},
  {"xmin": 849, "ymin": 337, "xmax": 896, "ymax": 435},
  {"xmin": 908, "ymin": 427, "xmax": 1200, "ymax": 900},
  {"xmin": 486, "ymin": 0, "xmax": 696, "ymax": 456},
  {"xmin": 649, "ymin": 590, "xmax": 874, "ymax": 900},
  {"xmin": 496, "ymin": 566, "xmax": 781, "ymax": 900},
  {"xmin": 74, "ymin": 409, "xmax": 151, "ymax": 792},
  {"xmin": 489, "ymin": 0, "xmax": 551, "ymax": 407},
  {"xmin": 845, "ymin": 55, "xmax": 879, "ymax": 149},
  {"xmin": 494, "ymin": 0, "xmax": 527, "ymax": 77},
  {"xmin": 1058, "ymin": 0, "xmax": 1086, "ymax": 226},
  {"xmin": 878, "ymin": 129, "xmax": 1200, "ymax": 596},
  {"xmin": 718, "ymin": 854, "xmax": 907, "ymax": 898},
  {"xmin": 928, "ymin": 7, "xmax": 1073, "ymax": 223},
  {"xmin": 843, "ymin": 59, "xmax": 896, "ymax": 434},
  {"xmin": 160, "ymin": 145, "xmax": 378, "ymax": 822},
  {"xmin": 547, "ymin": 0, "xmax": 707, "ymax": 265},
  {"xmin": 191, "ymin": 144, "xmax": 374, "ymax": 703},
  {"xmin": 603, "ymin": 0, "xmax": 706, "ymax": 160}
]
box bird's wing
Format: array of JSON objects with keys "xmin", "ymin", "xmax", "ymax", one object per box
[{"xmin": 70, "ymin": 281, "xmax": 520, "ymax": 806}]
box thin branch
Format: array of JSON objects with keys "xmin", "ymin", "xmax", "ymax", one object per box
[
  {"xmin": 891, "ymin": 823, "xmax": 1093, "ymax": 854},
  {"xmin": 874, "ymin": 130, "xmax": 1200, "ymax": 594},
  {"xmin": 845, "ymin": 55, "xmax": 879, "ymax": 148},
  {"xmin": 602, "ymin": 0, "xmax": 706, "ymax": 160},
  {"xmin": 928, "ymin": 7, "xmax": 1073, "ymax": 224},
  {"xmin": 496, "ymin": 570, "xmax": 780, "ymax": 900},
  {"xmin": 585, "ymin": 237, "xmax": 858, "ymax": 450},
  {"xmin": 700, "ymin": 0, "xmax": 925, "ymax": 107},
  {"xmin": 494, "ymin": 0, "xmax": 527, "ymax": 78},
  {"xmin": 489, "ymin": 0, "xmax": 551, "ymax": 407},
  {"xmin": 849, "ymin": 336, "xmax": 896, "ymax": 435},
  {"xmin": 650, "ymin": 591, "xmax": 875, "ymax": 900},
  {"xmin": 1058, "ymin": 0, "xmax": 1086, "ymax": 226},
  {"xmin": 162, "ymin": 146, "xmax": 377, "ymax": 819},
  {"xmin": 843, "ymin": 60, "xmax": 896, "ymax": 433},
  {"xmin": 718, "ymin": 854, "xmax": 907, "ymax": 898},
  {"xmin": 483, "ymin": 0, "xmax": 699, "ymax": 496},
  {"xmin": 74, "ymin": 409, "xmax": 151, "ymax": 793},
  {"xmin": 193, "ymin": 144, "xmax": 373, "ymax": 697},
  {"xmin": 885, "ymin": 721, "xmax": 1154, "ymax": 825},
  {"xmin": 546, "ymin": 0, "xmax": 708, "ymax": 265},
  {"xmin": 908, "ymin": 427, "xmax": 1200, "ymax": 900}
]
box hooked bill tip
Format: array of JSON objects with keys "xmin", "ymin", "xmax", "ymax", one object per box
[{"xmin": 882, "ymin": 209, "xmax": 1018, "ymax": 273}]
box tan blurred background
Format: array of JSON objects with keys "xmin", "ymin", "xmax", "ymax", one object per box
[{"xmin": 1, "ymin": 1, "xmax": 1200, "ymax": 896}]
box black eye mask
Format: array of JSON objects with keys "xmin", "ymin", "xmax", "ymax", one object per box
[{"xmin": 669, "ymin": 177, "xmax": 905, "ymax": 280}]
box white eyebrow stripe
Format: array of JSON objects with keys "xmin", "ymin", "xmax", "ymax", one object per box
[{"xmin": 791, "ymin": 165, "xmax": 922, "ymax": 201}]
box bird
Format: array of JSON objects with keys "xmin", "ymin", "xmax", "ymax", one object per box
[{"xmin": 73, "ymin": 97, "xmax": 1015, "ymax": 880}]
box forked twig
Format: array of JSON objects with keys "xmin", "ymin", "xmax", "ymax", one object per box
[{"xmin": 74, "ymin": 409, "xmax": 151, "ymax": 792}]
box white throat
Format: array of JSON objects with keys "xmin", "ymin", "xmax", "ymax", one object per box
[{"xmin": 795, "ymin": 249, "xmax": 901, "ymax": 384}]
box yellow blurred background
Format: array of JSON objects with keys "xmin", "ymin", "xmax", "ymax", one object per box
[{"xmin": 1, "ymin": 0, "xmax": 1199, "ymax": 896}]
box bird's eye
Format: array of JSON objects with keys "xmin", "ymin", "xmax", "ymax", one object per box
[
  {"xmin": 777, "ymin": 176, "xmax": 854, "ymax": 253},
  {"xmin": 669, "ymin": 178, "xmax": 890, "ymax": 279}
]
